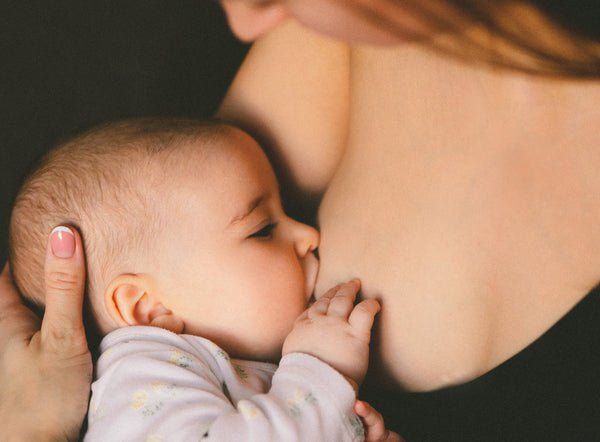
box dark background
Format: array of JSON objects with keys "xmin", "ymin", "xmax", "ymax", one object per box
[{"xmin": 0, "ymin": 1, "xmax": 249, "ymax": 264}]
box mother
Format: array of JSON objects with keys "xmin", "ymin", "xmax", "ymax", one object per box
[{"xmin": 3, "ymin": 0, "xmax": 600, "ymax": 440}]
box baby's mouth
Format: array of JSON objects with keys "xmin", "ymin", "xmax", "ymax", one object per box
[{"xmin": 303, "ymin": 251, "xmax": 319, "ymax": 301}]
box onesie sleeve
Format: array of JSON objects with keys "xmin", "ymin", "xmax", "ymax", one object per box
[
  {"xmin": 84, "ymin": 326, "xmax": 364, "ymax": 441},
  {"xmin": 204, "ymin": 352, "xmax": 364, "ymax": 441}
]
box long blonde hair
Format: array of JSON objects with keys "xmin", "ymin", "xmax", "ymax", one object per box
[{"xmin": 354, "ymin": 0, "xmax": 600, "ymax": 77}]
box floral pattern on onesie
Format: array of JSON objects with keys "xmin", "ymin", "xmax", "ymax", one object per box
[{"xmin": 85, "ymin": 326, "xmax": 364, "ymax": 441}]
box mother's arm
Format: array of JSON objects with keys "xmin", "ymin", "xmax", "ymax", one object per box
[
  {"xmin": 216, "ymin": 21, "xmax": 350, "ymax": 216},
  {"xmin": 0, "ymin": 227, "xmax": 92, "ymax": 441}
]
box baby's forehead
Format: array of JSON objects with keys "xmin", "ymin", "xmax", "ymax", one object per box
[
  {"xmin": 159, "ymin": 130, "xmax": 244, "ymax": 161},
  {"xmin": 147, "ymin": 133, "xmax": 273, "ymax": 208},
  {"xmin": 156, "ymin": 130, "xmax": 263, "ymax": 171}
]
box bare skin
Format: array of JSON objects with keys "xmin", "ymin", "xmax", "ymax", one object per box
[
  {"xmin": 218, "ymin": 21, "xmax": 600, "ymax": 392},
  {"xmin": 2, "ymin": 7, "xmax": 599, "ymax": 439},
  {"xmin": 355, "ymin": 400, "xmax": 405, "ymax": 442},
  {"xmin": 0, "ymin": 229, "xmax": 92, "ymax": 441}
]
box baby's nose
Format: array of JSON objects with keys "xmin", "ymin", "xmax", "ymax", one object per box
[{"xmin": 294, "ymin": 221, "xmax": 319, "ymax": 258}]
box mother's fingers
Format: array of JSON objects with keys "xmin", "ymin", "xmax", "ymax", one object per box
[
  {"xmin": 41, "ymin": 226, "xmax": 88, "ymax": 353},
  {"xmin": 0, "ymin": 263, "xmax": 41, "ymax": 346},
  {"xmin": 0, "ymin": 262, "xmax": 24, "ymax": 313}
]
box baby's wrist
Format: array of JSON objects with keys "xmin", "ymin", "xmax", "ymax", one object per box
[
  {"xmin": 343, "ymin": 375, "xmax": 360, "ymax": 394},
  {"xmin": 284, "ymin": 350, "xmax": 361, "ymax": 394}
]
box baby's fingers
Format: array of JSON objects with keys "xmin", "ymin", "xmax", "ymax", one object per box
[
  {"xmin": 354, "ymin": 400, "xmax": 405, "ymax": 442},
  {"xmin": 348, "ymin": 298, "xmax": 380, "ymax": 333},
  {"xmin": 355, "ymin": 400, "xmax": 386, "ymax": 441},
  {"xmin": 306, "ymin": 296, "xmax": 330, "ymax": 318},
  {"xmin": 327, "ymin": 279, "xmax": 360, "ymax": 317},
  {"xmin": 320, "ymin": 279, "xmax": 360, "ymax": 301},
  {"xmin": 308, "ymin": 279, "xmax": 360, "ymax": 319}
]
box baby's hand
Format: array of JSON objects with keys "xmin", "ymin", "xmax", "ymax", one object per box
[
  {"xmin": 354, "ymin": 400, "xmax": 405, "ymax": 442},
  {"xmin": 282, "ymin": 279, "xmax": 380, "ymax": 390}
]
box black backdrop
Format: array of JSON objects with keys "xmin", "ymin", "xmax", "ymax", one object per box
[{"xmin": 0, "ymin": 1, "xmax": 249, "ymax": 263}]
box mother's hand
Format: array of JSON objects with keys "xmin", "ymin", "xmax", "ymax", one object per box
[{"xmin": 0, "ymin": 227, "xmax": 92, "ymax": 441}]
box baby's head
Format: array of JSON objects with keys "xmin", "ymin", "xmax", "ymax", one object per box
[{"xmin": 9, "ymin": 117, "xmax": 319, "ymax": 361}]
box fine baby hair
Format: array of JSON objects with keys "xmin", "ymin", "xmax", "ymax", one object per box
[{"xmin": 9, "ymin": 117, "xmax": 234, "ymax": 325}]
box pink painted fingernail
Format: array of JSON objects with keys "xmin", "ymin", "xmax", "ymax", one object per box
[{"xmin": 50, "ymin": 226, "xmax": 75, "ymax": 258}]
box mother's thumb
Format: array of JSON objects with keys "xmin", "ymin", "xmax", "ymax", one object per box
[{"xmin": 42, "ymin": 226, "xmax": 87, "ymax": 350}]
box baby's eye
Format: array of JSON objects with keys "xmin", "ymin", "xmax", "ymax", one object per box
[{"xmin": 248, "ymin": 223, "xmax": 277, "ymax": 239}]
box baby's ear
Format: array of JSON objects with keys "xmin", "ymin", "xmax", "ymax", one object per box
[{"xmin": 105, "ymin": 274, "xmax": 184, "ymax": 334}]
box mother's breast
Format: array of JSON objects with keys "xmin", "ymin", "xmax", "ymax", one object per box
[
  {"xmin": 315, "ymin": 135, "xmax": 500, "ymax": 391},
  {"xmin": 314, "ymin": 44, "xmax": 600, "ymax": 391}
]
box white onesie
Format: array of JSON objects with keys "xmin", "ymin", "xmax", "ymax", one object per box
[{"xmin": 85, "ymin": 326, "xmax": 365, "ymax": 441}]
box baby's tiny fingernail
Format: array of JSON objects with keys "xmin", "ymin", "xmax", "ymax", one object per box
[{"xmin": 50, "ymin": 226, "xmax": 75, "ymax": 258}]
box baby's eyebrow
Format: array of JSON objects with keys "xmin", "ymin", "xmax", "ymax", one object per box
[{"xmin": 229, "ymin": 193, "xmax": 270, "ymax": 226}]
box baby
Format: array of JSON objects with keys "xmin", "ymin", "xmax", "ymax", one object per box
[{"xmin": 9, "ymin": 118, "xmax": 399, "ymax": 441}]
